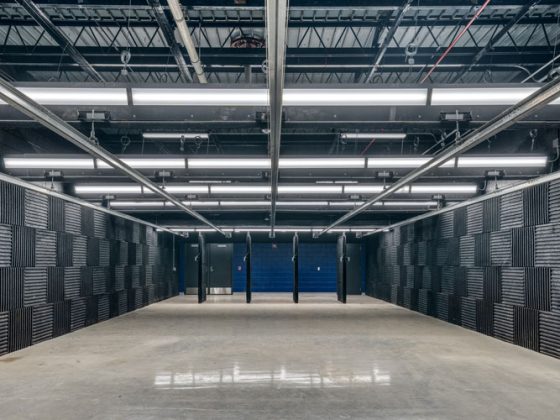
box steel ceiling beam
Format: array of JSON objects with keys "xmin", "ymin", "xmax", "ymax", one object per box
[
  {"xmin": 266, "ymin": 0, "xmax": 289, "ymax": 238},
  {"xmin": 315, "ymin": 75, "xmax": 560, "ymax": 237},
  {"xmin": 0, "ymin": 46, "xmax": 551, "ymax": 75},
  {"xmin": 147, "ymin": 0, "xmax": 193, "ymax": 83},
  {"xmin": 453, "ymin": 0, "xmax": 542, "ymax": 83},
  {"xmin": 0, "ymin": 75, "xmax": 226, "ymax": 235},
  {"xmin": 8, "ymin": 0, "xmax": 560, "ymax": 7},
  {"xmin": 15, "ymin": 0, "xmax": 105, "ymax": 82},
  {"xmin": 2, "ymin": 16, "xmax": 557, "ymax": 28},
  {"xmin": 363, "ymin": 0, "xmax": 412, "ymax": 84}
]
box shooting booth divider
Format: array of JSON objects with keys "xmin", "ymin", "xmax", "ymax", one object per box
[
  {"xmin": 293, "ymin": 233, "xmax": 299, "ymax": 303},
  {"xmin": 197, "ymin": 234, "xmax": 207, "ymax": 303},
  {"xmin": 337, "ymin": 234, "xmax": 347, "ymax": 304},
  {"xmin": 245, "ymin": 233, "xmax": 252, "ymax": 303}
]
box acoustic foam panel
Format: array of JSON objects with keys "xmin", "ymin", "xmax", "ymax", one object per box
[
  {"xmin": 24, "ymin": 267, "xmax": 48, "ymax": 307},
  {"xmin": 1, "ymin": 183, "xmax": 25, "ymax": 226},
  {"xmin": 0, "ymin": 224, "xmax": 12, "ymax": 267},
  {"xmin": 12, "ymin": 225, "xmax": 35, "ymax": 267},
  {"xmin": 24, "ymin": 190, "xmax": 48, "ymax": 230},
  {"xmin": 493, "ymin": 303, "xmax": 514, "ymax": 343},
  {"xmin": 32, "ymin": 304, "xmax": 53, "ymax": 344},
  {"xmin": 0, "ymin": 311, "xmax": 8, "ymax": 355},
  {"xmin": 64, "ymin": 202, "xmax": 81, "ymax": 235},
  {"xmin": 35, "ymin": 230, "xmax": 57, "ymax": 267},
  {"xmin": 539, "ymin": 312, "xmax": 560, "ymax": 358},
  {"xmin": 47, "ymin": 267, "xmax": 64, "ymax": 303},
  {"xmin": 524, "ymin": 183, "xmax": 548, "ymax": 226},
  {"xmin": 9, "ymin": 307, "xmax": 32, "ymax": 352}
]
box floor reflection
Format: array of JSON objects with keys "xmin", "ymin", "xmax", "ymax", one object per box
[{"xmin": 154, "ymin": 364, "xmax": 391, "ymax": 389}]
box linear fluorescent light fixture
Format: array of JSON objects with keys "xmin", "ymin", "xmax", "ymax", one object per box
[
  {"xmin": 188, "ymin": 158, "xmax": 271, "ymax": 169},
  {"xmin": 145, "ymin": 185, "xmax": 208, "ymax": 194},
  {"xmin": 210, "ymin": 185, "xmax": 272, "ymax": 194},
  {"xmin": 367, "ymin": 157, "xmax": 455, "ymax": 168},
  {"xmin": 383, "ymin": 201, "xmax": 438, "ymax": 207},
  {"xmin": 457, "ymin": 156, "xmax": 547, "ymax": 168},
  {"xmin": 75, "ymin": 185, "xmax": 142, "ymax": 194},
  {"xmin": 0, "ymin": 87, "xmax": 128, "ymax": 106},
  {"xmin": 279, "ymin": 158, "xmax": 365, "ymax": 169},
  {"xmin": 142, "ymin": 132, "xmax": 209, "ymax": 140},
  {"xmin": 329, "ymin": 201, "xmax": 366, "ymax": 207},
  {"xmin": 110, "ymin": 201, "xmax": 166, "ymax": 208},
  {"xmin": 283, "ymin": 89, "xmax": 428, "ymax": 106},
  {"xmin": 131, "ymin": 88, "xmax": 268, "ymax": 106},
  {"xmin": 276, "ymin": 201, "xmax": 330, "ymax": 206},
  {"xmin": 234, "ymin": 228, "xmax": 271, "ymax": 233},
  {"xmin": 343, "ymin": 185, "xmax": 413, "ymax": 194},
  {"xmin": 3, "ymin": 157, "xmax": 95, "ymax": 169},
  {"xmin": 409, "ymin": 184, "xmax": 477, "ymax": 194},
  {"xmin": 219, "ymin": 201, "xmax": 270, "ymax": 206},
  {"xmin": 340, "ymin": 133, "xmax": 407, "ymax": 140},
  {"xmin": 431, "ymin": 87, "xmax": 560, "ymax": 106},
  {"xmin": 181, "ymin": 201, "xmax": 220, "ymax": 207},
  {"xmin": 312, "ymin": 228, "xmax": 348, "ymax": 233},
  {"xmin": 97, "ymin": 158, "xmax": 186, "ymax": 169},
  {"xmin": 196, "ymin": 228, "xmax": 235, "ymax": 233},
  {"xmin": 278, "ymin": 185, "xmax": 342, "ymax": 194}
]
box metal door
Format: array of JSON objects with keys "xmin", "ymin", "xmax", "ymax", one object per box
[
  {"xmin": 208, "ymin": 243, "xmax": 233, "ymax": 294},
  {"xmin": 346, "ymin": 244, "xmax": 362, "ymax": 295},
  {"xmin": 185, "ymin": 243, "xmax": 199, "ymax": 295},
  {"xmin": 293, "ymin": 233, "xmax": 299, "ymax": 303},
  {"xmin": 197, "ymin": 234, "xmax": 207, "ymax": 303},
  {"xmin": 245, "ymin": 233, "xmax": 252, "ymax": 303},
  {"xmin": 336, "ymin": 234, "xmax": 347, "ymax": 303}
]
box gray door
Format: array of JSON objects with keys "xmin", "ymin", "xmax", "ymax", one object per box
[
  {"xmin": 185, "ymin": 244, "xmax": 199, "ymax": 294},
  {"xmin": 346, "ymin": 244, "xmax": 362, "ymax": 295},
  {"xmin": 208, "ymin": 243, "xmax": 233, "ymax": 294}
]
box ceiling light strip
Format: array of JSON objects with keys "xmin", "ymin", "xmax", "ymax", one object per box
[{"xmin": 3, "ymin": 156, "xmax": 548, "ymax": 171}]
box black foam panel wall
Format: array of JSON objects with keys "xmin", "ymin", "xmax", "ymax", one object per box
[
  {"xmin": 0, "ymin": 179, "xmax": 178, "ymax": 356},
  {"xmin": 366, "ymin": 178, "xmax": 560, "ymax": 359}
]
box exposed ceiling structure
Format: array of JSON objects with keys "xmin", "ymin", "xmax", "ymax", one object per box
[{"xmin": 0, "ymin": 0, "xmax": 559, "ymax": 236}]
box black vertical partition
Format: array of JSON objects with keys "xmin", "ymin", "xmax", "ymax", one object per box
[
  {"xmin": 293, "ymin": 233, "xmax": 299, "ymax": 303},
  {"xmin": 245, "ymin": 233, "xmax": 252, "ymax": 303},
  {"xmin": 197, "ymin": 234, "xmax": 207, "ymax": 303},
  {"xmin": 337, "ymin": 234, "xmax": 347, "ymax": 303}
]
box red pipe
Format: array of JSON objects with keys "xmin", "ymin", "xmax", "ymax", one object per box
[
  {"xmin": 360, "ymin": 138, "xmax": 376, "ymax": 156},
  {"xmin": 420, "ymin": 0, "xmax": 492, "ymax": 83}
]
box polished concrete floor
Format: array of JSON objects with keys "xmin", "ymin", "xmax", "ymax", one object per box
[{"xmin": 1, "ymin": 293, "xmax": 559, "ymax": 419}]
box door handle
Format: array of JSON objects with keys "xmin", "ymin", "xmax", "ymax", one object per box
[{"xmin": 210, "ymin": 266, "xmax": 214, "ymax": 272}]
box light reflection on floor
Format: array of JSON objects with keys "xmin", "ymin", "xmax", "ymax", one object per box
[{"xmin": 154, "ymin": 364, "xmax": 391, "ymax": 389}]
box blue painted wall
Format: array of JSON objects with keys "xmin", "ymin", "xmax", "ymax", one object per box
[
  {"xmin": 232, "ymin": 242, "xmax": 337, "ymax": 292},
  {"xmin": 299, "ymin": 243, "xmax": 337, "ymax": 292}
]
